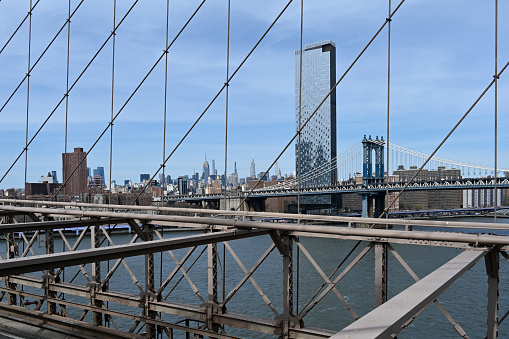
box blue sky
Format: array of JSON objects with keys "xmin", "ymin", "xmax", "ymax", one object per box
[{"xmin": 0, "ymin": 0, "xmax": 508, "ymax": 189}]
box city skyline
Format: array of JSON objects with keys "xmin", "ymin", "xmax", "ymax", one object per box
[{"xmin": 1, "ymin": 1, "xmax": 508, "ymax": 189}]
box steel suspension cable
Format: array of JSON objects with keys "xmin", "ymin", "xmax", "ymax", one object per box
[
  {"xmin": 49, "ymin": 0, "xmax": 208, "ymax": 201},
  {"xmin": 106, "ymin": 0, "xmax": 117, "ymax": 321},
  {"xmin": 62, "ymin": 0, "xmax": 72, "ymax": 295},
  {"xmin": 23, "ymin": 0, "xmax": 33, "ymax": 202},
  {"xmin": 129, "ymin": 0, "xmax": 295, "ymax": 205},
  {"xmin": 0, "ymin": 0, "xmax": 41, "ymax": 56},
  {"xmin": 161, "ymin": 0, "xmax": 170, "ymax": 297},
  {"xmin": 0, "ymin": 0, "xmax": 140, "ymax": 185},
  {"xmin": 385, "ymin": 0, "xmax": 391, "ymax": 219},
  {"xmin": 162, "ymin": 0, "xmax": 170, "ymax": 207},
  {"xmin": 262, "ymin": 144, "xmax": 362, "ymax": 190},
  {"xmin": 108, "ymin": 0, "xmax": 117, "ymax": 206},
  {"xmin": 65, "ymin": 0, "xmax": 71, "ymax": 154},
  {"xmin": 222, "ymin": 0, "xmax": 230, "ymax": 303},
  {"xmin": 236, "ymin": 0, "xmax": 407, "ymax": 211},
  {"xmin": 494, "ymin": 0, "xmax": 498, "ymax": 224},
  {"xmin": 380, "ymin": 59, "xmax": 509, "ymax": 218},
  {"xmin": 297, "ymin": 0, "xmax": 304, "ymax": 214},
  {"xmin": 0, "ymin": 0, "xmax": 86, "ymax": 114},
  {"xmin": 223, "ymin": 0, "xmax": 231, "ymax": 211}
]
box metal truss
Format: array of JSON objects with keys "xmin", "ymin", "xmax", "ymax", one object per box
[
  {"xmin": 0, "ymin": 202, "xmax": 508, "ymax": 338},
  {"xmin": 163, "ymin": 178, "xmax": 509, "ymax": 202}
]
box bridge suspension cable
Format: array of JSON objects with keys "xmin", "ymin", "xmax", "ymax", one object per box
[
  {"xmin": 387, "ymin": 142, "xmax": 508, "ymax": 174},
  {"xmin": 0, "ymin": 0, "xmax": 41, "ymax": 55},
  {"xmin": 0, "ymin": 0, "xmax": 86, "ymax": 114},
  {"xmin": 236, "ymin": 0, "xmax": 407, "ymax": 210},
  {"xmin": 0, "ymin": 0, "xmax": 141, "ymax": 184}
]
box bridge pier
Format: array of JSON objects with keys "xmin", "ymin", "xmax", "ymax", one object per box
[
  {"xmin": 219, "ymin": 197, "xmax": 266, "ymax": 212},
  {"xmin": 361, "ymin": 192, "xmax": 386, "ymax": 219}
]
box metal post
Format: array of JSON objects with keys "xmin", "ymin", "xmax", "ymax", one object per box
[
  {"xmin": 486, "ymin": 249, "xmax": 499, "ymax": 339},
  {"xmin": 91, "ymin": 225, "xmax": 103, "ymax": 326},
  {"xmin": 374, "ymin": 243, "xmax": 387, "ymax": 308},
  {"xmin": 281, "ymin": 234, "xmax": 294, "ymax": 339},
  {"xmin": 205, "ymin": 238, "xmax": 220, "ymax": 334},
  {"xmin": 45, "ymin": 224, "xmax": 57, "ymax": 315},
  {"xmin": 144, "ymin": 223, "xmax": 156, "ymax": 338},
  {"xmin": 5, "ymin": 221, "xmax": 17, "ymax": 306}
]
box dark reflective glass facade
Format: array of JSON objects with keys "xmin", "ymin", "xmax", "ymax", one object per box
[{"xmin": 295, "ymin": 40, "xmax": 337, "ymax": 191}]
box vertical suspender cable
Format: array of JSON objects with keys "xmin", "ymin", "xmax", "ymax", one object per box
[
  {"xmin": 385, "ymin": 0, "xmax": 391, "ymax": 221},
  {"xmin": 296, "ymin": 0, "xmax": 304, "ymax": 315},
  {"xmin": 161, "ymin": 0, "xmax": 170, "ymax": 303},
  {"xmin": 297, "ymin": 0, "xmax": 304, "ymax": 214},
  {"xmin": 109, "ymin": 0, "xmax": 116, "ymax": 208},
  {"xmin": 0, "ymin": 0, "xmax": 41, "ymax": 56},
  {"xmin": 493, "ymin": 0, "xmax": 498, "ymax": 225},
  {"xmin": 222, "ymin": 0, "xmax": 231, "ymax": 301},
  {"xmin": 22, "ymin": 0, "xmax": 33, "ymax": 304},
  {"xmin": 62, "ymin": 0, "xmax": 72, "ymax": 292},
  {"xmin": 106, "ymin": 1, "xmax": 117, "ymax": 326},
  {"xmin": 223, "ymin": 0, "xmax": 230, "ymax": 211},
  {"xmin": 65, "ymin": 0, "xmax": 71, "ymax": 155},
  {"xmin": 24, "ymin": 0, "xmax": 33, "ymax": 201}
]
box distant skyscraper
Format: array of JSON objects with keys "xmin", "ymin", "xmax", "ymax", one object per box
[
  {"xmin": 93, "ymin": 167, "xmax": 105, "ymax": 181},
  {"xmin": 51, "ymin": 170, "xmax": 58, "ymax": 183},
  {"xmin": 62, "ymin": 147, "xmax": 88, "ymax": 196},
  {"xmin": 295, "ymin": 40, "xmax": 337, "ymax": 187},
  {"xmin": 250, "ymin": 159, "xmax": 256, "ymax": 178},
  {"xmin": 178, "ymin": 176, "xmax": 188, "ymax": 195},
  {"xmin": 140, "ymin": 174, "xmax": 150, "ymax": 183},
  {"xmin": 202, "ymin": 155, "xmax": 210, "ymax": 182},
  {"xmin": 211, "ymin": 159, "xmax": 217, "ymax": 177}
]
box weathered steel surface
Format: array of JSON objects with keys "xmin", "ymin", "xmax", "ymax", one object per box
[
  {"xmin": 0, "ymin": 229, "xmax": 269, "ymax": 276},
  {"xmin": 331, "ymin": 250, "xmax": 485, "ymax": 338}
]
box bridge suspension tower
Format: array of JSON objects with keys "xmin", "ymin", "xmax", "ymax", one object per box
[{"xmin": 361, "ymin": 135, "xmax": 386, "ymax": 218}]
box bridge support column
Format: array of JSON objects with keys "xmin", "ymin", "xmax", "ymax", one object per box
[
  {"xmin": 374, "ymin": 243, "xmax": 388, "ymax": 308},
  {"xmin": 374, "ymin": 192, "xmax": 386, "ymax": 219},
  {"xmin": 200, "ymin": 231, "xmax": 224, "ymax": 336},
  {"xmin": 361, "ymin": 193, "xmax": 386, "ymax": 219},
  {"xmin": 486, "ymin": 249, "xmax": 499, "ymax": 339},
  {"xmin": 273, "ymin": 234, "xmax": 300, "ymax": 339},
  {"xmin": 361, "ymin": 194, "xmax": 369, "ymax": 218},
  {"xmin": 45, "ymin": 222, "xmax": 57, "ymax": 315},
  {"xmin": 144, "ymin": 223, "xmax": 157, "ymax": 338},
  {"xmin": 5, "ymin": 217, "xmax": 17, "ymax": 306},
  {"xmin": 91, "ymin": 225, "xmax": 103, "ymax": 326}
]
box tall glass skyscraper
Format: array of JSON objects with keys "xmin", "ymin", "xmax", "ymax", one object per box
[{"xmin": 295, "ymin": 40, "xmax": 337, "ymax": 189}]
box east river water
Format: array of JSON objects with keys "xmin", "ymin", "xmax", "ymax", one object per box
[{"xmin": 3, "ymin": 216, "xmax": 509, "ymax": 338}]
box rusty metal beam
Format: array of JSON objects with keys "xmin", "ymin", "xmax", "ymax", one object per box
[
  {"xmin": 1, "ymin": 204, "xmax": 509, "ymax": 247},
  {"xmin": 331, "ymin": 250, "xmax": 485, "ymax": 339},
  {"xmin": 0, "ymin": 217, "xmax": 129, "ymax": 233},
  {"xmin": 4, "ymin": 199, "xmax": 509, "ymax": 232},
  {"xmin": 0, "ymin": 230, "xmax": 268, "ymax": 276}
]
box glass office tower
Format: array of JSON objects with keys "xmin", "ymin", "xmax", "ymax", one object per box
[{"xmin": 295, "ymin": 40, "xmax": 337, "ymax": 190}]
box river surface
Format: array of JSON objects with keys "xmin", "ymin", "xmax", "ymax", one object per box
[{"xmin": 3, "ymin": 216, "xmax": 509, "ymax": 338}]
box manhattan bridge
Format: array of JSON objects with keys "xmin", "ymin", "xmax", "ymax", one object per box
[{"xmin": 0, "ymin": 1, "xmax": 509, "ymax": 338}]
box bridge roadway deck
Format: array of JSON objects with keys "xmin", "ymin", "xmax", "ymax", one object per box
[
  {"xmin": 166, "ymin": 177, "xmax": 509, "ymax": 202},
  {"xmin": 0, "ymin": 315, "xmax": 84, "ymax": 339}
]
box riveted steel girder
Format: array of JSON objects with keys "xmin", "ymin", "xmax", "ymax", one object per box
[{"xmin": 331, "ymin": 250, "xmax": 485, "ymax": 338}]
